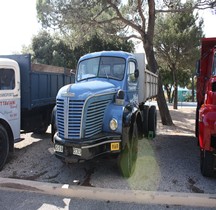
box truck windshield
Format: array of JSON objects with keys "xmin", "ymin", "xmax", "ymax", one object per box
[{"xmin": 77, "ymin": 56, "xmax": 125, "ymax": 81}]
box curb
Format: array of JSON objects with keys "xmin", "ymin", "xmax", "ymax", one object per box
[{"xmin": 0, "ymin": 177, "xmax": 216, "ymax": 208}]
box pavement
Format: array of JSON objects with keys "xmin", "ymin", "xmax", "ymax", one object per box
[
  {"xmin": 0, "ymin": 177, "xmax": 216, "ymax": 209},
  {"xmin": 168, "ymin": 102, "xmax": 197, "ymax": 107}
]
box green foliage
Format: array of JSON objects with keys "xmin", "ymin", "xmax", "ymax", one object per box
[
  {"xmin": 24, "ymin": 31, "xmax": 133, "ymax": 69},
  {"xmin": 154, "ymin": 5, "xmax": 203, "ymax": 88},
  {"xmin": 36, "ymin": 0, "xmax": 125, "ymax": 46},
  {"xmin": 73, "ymin": 34, "xmax": 134, "ymax": 62},
  {"xmin": 31, "ymin": 31, "xmax": 75, "ymax": 68}
]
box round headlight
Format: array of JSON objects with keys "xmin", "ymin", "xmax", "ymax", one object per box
[{"xmin": 110, "ymin": 118, "xmax": 118, "ymax": 131}]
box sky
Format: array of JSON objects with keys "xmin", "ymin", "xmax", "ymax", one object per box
[
  {"xmin": 0, "ymin": 0, "xmax": 41, "ymax": 54},
  {"xmin": 0, "ymin": 1, "xmax": 216, "ymax": 55}
]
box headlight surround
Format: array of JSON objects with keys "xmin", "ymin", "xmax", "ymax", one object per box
[{"xmin": 110, "ymin": 118, "xmax": 118, "ymax": 131}]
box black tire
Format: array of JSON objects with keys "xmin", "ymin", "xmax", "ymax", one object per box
[
  {"xmin": 33, "ymin": 124, "xmax": 49, "ymax": 134},
  {"xmin": 118, "ymin": 122, "xmax": 138, "ymax": 178},
  {"xmin": 200, "ymin": 150, "xmax": 215, "ymax": 177},
  {"xmin": 51, "ymin": 106, "xmax": 57, "ymax": 142},
  {"xmin": 142, "ymin": 105, "xmax": 149, "ymax": 137},
  {"xmin": 195, "ymin": 106, "xmax": 199, "ymax": 138},
  {"xmin": 51, "ymin": 121, "xmax": 56, "ymax": 142},
  {"xmin": 148, "ymin": 106, "xmax": 157, "ymax": 138},
  {"xmin": 0, "ymin": 125, "xmax": 9, "ymax": 171},
  {"xmin": 33, "ymin": 110, "xmax": 52, "ymax": 135},
  {"xmin": 195, "ymin": 105, "xmax": 201, "ymax": 146}
]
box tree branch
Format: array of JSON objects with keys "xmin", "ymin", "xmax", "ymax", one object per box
[
  {"xmin": 106, "ymin": 0, "xmax": 145, "ymax": 36},
  {"xmin": 93, "ymin": 5, "xmax": 112, "ymax": 20},
  {"xmin": 137, "ymin": 0, "xmax": 146, "ymax": 30},
  {"xmin": 147, "ymin": 0, "xmax": 155, "ymax": 43},
  {"xmin": 123, "ymin": 34, "xmax": 143, "ymax": 41},
  {"xmin": 156, "ymin": 0, "xmax": 216, "ymax": 13},
  {"xmin": 95, "ymin": 17, "xmax": 121, "ymax": 24}
]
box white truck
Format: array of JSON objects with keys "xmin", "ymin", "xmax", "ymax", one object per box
[
  {"xmin": 0, "ymin": 54, "xmax": 74, "ymax": 170},
  {"xmin": 52, "ymin": 51, "xmax": 158, "ymax": 177}
]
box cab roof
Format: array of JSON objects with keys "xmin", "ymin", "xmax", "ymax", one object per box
[
  {"xmin": 79, "ymin": 51, "xmax": 134, "ymax": 61},
  {"xmin": 201, "ymin": 37, "xmax": 216, "ymax": 57}
]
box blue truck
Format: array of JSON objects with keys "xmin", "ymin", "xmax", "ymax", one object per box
[
  {"xmin": 0, "ymin": 54, "xmax": 74, "ymax": 170},
  {"xmin": 52, "ymin": 51, "xmax": 158, "ymax": 177}
]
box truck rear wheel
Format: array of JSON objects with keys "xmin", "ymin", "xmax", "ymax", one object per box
[
  {"xmin": 200, "ymin": 150, "xmax": 215, "ymax": 177},
  {"xmin": 33, "ymin": 124, "xmax": 49, "ymax": 134},
  {"xmin": 118, "ymin": 122, "xmax": 138, "ymax": 178},
  {"xmin": 0, "ymin": 125, "xmax": 9, "ymax": 171},
  {"xmin": 148, "ymin": 106, "xmax": 157, "ymax": 138},
  {"xmin": 195, "ymin": 106, "xmax": 199, "ymax": 138},
  {"xmin": 142, "ymin": 105, "xmax": 149, "ymax": 137}
]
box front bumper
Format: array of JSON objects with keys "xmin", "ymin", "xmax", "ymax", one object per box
[{"xmin": 53, "ymin": 132, "xmax": 122, "ymax": 163}]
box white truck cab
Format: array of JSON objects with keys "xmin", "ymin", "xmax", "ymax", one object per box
[
  {"xmin": 0, "ymin": 54, "xmax": 74, "ymax": 171},
  {"xmin": 0, "ymin": 58, "xmax": 21, "ymax": 141}
]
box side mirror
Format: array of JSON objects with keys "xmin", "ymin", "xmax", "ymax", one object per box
[
  {"xmin": 134, "ymin": 69, "xmax": 139, "ymax": 78},
  {"xmin": 195, "ymin": 60, "xmax": 200, "ymax": 76}
]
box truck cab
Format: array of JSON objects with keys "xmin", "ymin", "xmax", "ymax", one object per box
[
  {"xmin": 0, "ymin": 54, "xmax": 74, "ymax": 171},
  {"xmin": 0, "ymin": 58, "xmax": 21, "ymax": 141},
  {"xmin": 0, "ymin": 58, "xmax": 21, "ymax": 170},
  {"xmin": 53, "ymin": 51, "xmax": 158, "ymax": 177},
  {"xmin": 196, "ymin": 38, "xmax": 216, "ymax": 177}
]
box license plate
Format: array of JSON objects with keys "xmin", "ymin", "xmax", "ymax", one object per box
[
  {"xmin": 73, "ymin": 147, "xmax": 82, "ymax": 156},
  {"xmin": 55, "ymin": 144, "xmax": 63, "ymax": 153},
  {"xmin": 111, "ymin": 143, "xmax": 120, "ymax": 151}
]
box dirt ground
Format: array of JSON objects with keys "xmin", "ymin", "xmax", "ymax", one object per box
[
  {"xmin": 0, "ymin": 105, "xmax": 196, "ymax": 179},
  {"xmin": 2, "ymin": 105, "xmax": 216, "ymax": 194},
  {"xmin": 157, "ymin": 106, "xmax": 196, "ymax": 136}
]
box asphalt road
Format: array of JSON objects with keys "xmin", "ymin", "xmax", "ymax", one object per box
[
  {"xmin": 1, "ymin": 188, "xmax": 214, "ymax": 210},
  {"xmin": 0, "ymin": 178, "xmax": 216, "ymax": 209}
]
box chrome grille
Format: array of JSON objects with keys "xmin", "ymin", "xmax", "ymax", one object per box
[
  {"xmin": 68, "ymin": 100, "xmax": 84, "ymax": 139},
  {"xmin": 85, "ymin": 98, "xmax": 112, "ymax": 138},
  {"xmin": 57, "ymin": 95, "xmax": 113, "ymax": 140},
  {"xmin": 56, "ymin": 98, "xmax": 84, "ymax": 139},
  {"xmin": 56, "ymin": 99, "xmax": 64, "ymax": 138}
]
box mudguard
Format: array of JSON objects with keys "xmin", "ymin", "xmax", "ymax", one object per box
[{"xmin": 121, "ymin": 104, "xmax": 141, "ymax": 149}]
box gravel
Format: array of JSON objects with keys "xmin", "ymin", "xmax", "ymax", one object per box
[{"xmin": 0, "ymin": 106, "xmax": 216, "ymax": 194}]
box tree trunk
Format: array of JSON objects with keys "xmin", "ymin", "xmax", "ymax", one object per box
[
  {"xmin": 172, "ymin": 66, "xmax": 178, "ymax": 109},
  {"xmin": 144, "ymin": 41, "xmax": 173, "ymax": 125},
  {"xmin": 173, "ymin": 84, "xmax": 178, "ymax": 109},
  {"xmin": 157, "ymin": 74, "xmax": 174, "ymax": 125},
  {"xmin": 191, "ymin": 75, "xmax": 195, "ymax": 102},
  {"xmin": 164, "ymin": 84, "xmax": 172, "ymax": 103}
]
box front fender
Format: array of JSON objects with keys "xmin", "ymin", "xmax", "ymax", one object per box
[
  {"xmin": 103, "ymin": 104, "xmax": 124, "ymax": 134},
  {"xmin": 198, "ymin": 105, "xmax": 216, "ymax": 151},
  {"xmin": 123, "ymin": 104, "xmax": 138, "ymax": 126},
  {"xmin": 0, "ymin": 115, "xmax": 14, "ymax": 152},
  {"xmin": 0, "ymin": 113, "xmax": 10, "ymax": 126},
  {"xmin": 121, "ymin": 104, "xmax": 141, "ymax": 149},
  {"xmin": 103, "ymin": 103, "xmax": 139, "ymax": 134}
]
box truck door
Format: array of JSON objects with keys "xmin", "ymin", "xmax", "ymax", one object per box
[
  {"xmin": 127, "ymin": 60, "xmax": 138, "ymax": 103},
  {"xmin": 0, "ymin": 61, "xmax": 20, "ymax": 141}
]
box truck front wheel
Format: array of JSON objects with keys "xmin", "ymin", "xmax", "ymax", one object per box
[
  {"xmin": 200, "ymin": 150, "xmax": 215, "ymax": 177},
  {"xmin": 0, "ymin": 125, "xmax": 9, "ymax": 171},
  {"xmin": 118, "ymin": 122, "xmax": 138, "ymax": 178}
]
